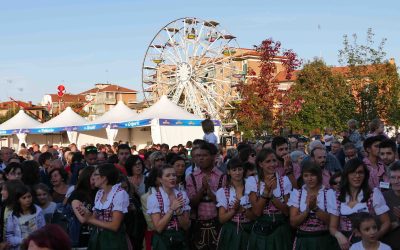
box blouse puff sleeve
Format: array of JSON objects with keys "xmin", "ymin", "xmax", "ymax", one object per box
[
  {"xmin": 216, "ymin": 188, "xmax": 228, "ymax": 209},
  {"xmin": 287, "ymin": 189, "xmax": 300, "ymax": 208},
  {"xmin": 372, "ymin": 188, "xmax": 389, "ymax": 215},
  {"xmin": 245, "ymin": 176, "xmax": 258, "ymax": 196},
  {"xmin": 326, "ymin": 189, "xmax": 339, "ymax": 216},
  {"xmin": 146, "ymin": 193, "xmax": 161, "ymax": 215},
  {"xmin": 112, "ymin": 190, "xmax": 129, "ymax": 213},
  {"xmin": 282, "ymin": 176, "xmax": 292, "ymax": 195}
]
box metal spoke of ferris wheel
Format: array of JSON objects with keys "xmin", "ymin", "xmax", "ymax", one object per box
[{"xmin": 142, "ymin": 17, "xmax": 242, "ymax": 119}]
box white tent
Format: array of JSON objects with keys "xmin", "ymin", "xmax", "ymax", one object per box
[
  {"xmin": 36, "ymin": 107, "xmax": 87, "ymax": 144},
  {"xmin": 126, "ymin": 96, "xmax": 220, "ymax": 146},
  {"xmin": 82, "ymin": 101, "xmax": 138, "ymax": 145},
  {"xmin": 0, "ymin": 110, "xmax": 41, "ymax": 148}
]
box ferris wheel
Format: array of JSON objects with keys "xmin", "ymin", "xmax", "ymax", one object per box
[{"xmin": 142, "ymin": 17, "xmax": 244, "ymax": 120}]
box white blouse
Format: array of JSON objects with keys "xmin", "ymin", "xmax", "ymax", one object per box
[
  {"xmin": 216, "ymin": 186, "xmax": 251, "ymax": 209},
  {"xmin": 288, "ymin": 185, "xmax": 332, "ymax": 212},
  {"xmin": 327, "ymin": 188, "xmax": 389, "ymax": 216},
  {"xmin": 245, "ymin": 174, "xmax": 292, "ymax": 199},
  {"xmin": 147, "ymin": 187, "xmax": 191, "ymax": 215},
  {"xmin": 93, "ymin": 183, "xmax": 129, "ymax": 213}
]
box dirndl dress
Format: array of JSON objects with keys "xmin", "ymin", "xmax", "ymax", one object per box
[
  {"xmin": 216, "ymin": 186, "xmax": 253, "ymax": 250},
  {"xmin": 291, "ymin": 188, "xmax": 338, "ymax": 250},
  {"xmin": 147, "ymin": 187, "xmax": 191, "ymax": 250},
  {"xmin": 246, "ymin": 175, "xmax": 292, "ymax": 250},
  {"xmin": 88, "ymin": 184, "xmax": 130, "ymax": 250}
]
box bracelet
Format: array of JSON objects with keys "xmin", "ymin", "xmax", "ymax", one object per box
[{"xmin": 261, "ymin": 195, "xmax": 269, "ymax": 200}]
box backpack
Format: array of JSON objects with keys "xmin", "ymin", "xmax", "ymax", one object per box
[{"xmin": 51, "ymin": 203, "xmax": 82, "ymax": 247}]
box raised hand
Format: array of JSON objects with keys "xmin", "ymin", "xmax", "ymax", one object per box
[
  {"xmin": 231, "ymin": 199, "xmax": 240, "ymax": 212},
  {"xmin": 170, "ymin": 195, "xmax": 184, "ymax": 211}
]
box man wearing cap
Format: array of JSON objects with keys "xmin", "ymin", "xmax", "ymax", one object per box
[{"xmin": 84, "ymin": 146, "xmax": 98, "ymax": 167}]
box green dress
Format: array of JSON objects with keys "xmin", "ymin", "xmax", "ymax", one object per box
[
  {"xmin": 152, "ymin": 229, "xmax": 188, "ymax": 250},
  {"xmin": 87, "ymin": 184, "xmax": 130, "ymax": 250},
  {"xmin": 217, "ymin": 221, "xmax": 253, "ymax": 250},
  {"xmin": 247, "ymin": 214, "xmax": 292, "ymax": 250},
  {"xmin": 88, "ymin": 227, "xmax": 128, "ymax": 250}
]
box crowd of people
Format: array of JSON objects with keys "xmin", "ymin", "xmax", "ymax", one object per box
[{"xmin": 0, "ymin": 117, "xmax": 399, "ymax": 250}]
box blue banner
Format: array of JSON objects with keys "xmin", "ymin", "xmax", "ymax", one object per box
[
  {"xmin": 29, "ymin": 126, "xmax": 81, "ymax": 134},
  {"xmin": 76, "ymin": 123, "xmax": 108, "ymax": 131},
  {"xmin": 111, "ymin": 119, "xmax": 152, "ymax": 129},
  {"xmin": 158, "ymin": 119, "xmax": 221, "ymax": 126},
  {"xmin": 0, "ymin": 129, "xmax": 18, "ymax": 135},
  {"xmin": 0, "ymin": 119, "xmax": 221, "ymax": 135}
]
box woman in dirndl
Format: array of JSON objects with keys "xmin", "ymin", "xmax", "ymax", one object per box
[
  {"xmin": 246, "ymin": 148, "xmax": 293, "ymax": 250},
  {"xmin": 216, "ymin": 158, "xmax": 255, "ymax": 250},
  {"xmin": 147, "ymin": 164, "xmax": 191, "ymax": 250},
  {"xmin": 328, "ymin": 158, "xmax": 391, "ymax": 250},
  {"xmin": 78, "ymin": 163, "xmax": 130, "ymax": 250},
  {"xmin": 288, "ymin": 161, "xmax": 338, "ymax": 250}
]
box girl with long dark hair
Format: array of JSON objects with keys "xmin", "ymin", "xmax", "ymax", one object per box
[
  {"xmin": 216, "ymin": 158, "xmax": 254, "ymax": 250},
  {"xmin": 246, "ymin": 148, "xmax": 292, "ymax": 250},
  {"xmin": 6, "ymin": 185, "xmax": 45, "ymax": 250},
  {"xmin": 78, "ymin": 163, "xmax": 130, "ymax": 250},
  {"xmin": 328, "ymin": 158, "xmax": 390, "ymax": 250},
  {"xmin": 67, "ymin": 166, "xmax": 96, "ymax": 248},
  {"xmin": 147, "ymin": 164, "xmax": 191, "ymax": 250},
  {"xmin": 1, "ymin": 180, "xmax": 24, "ymax": 242},
  {"xmin": 288, "ymin": 161, "xmax": 337, "ymax": 250}
]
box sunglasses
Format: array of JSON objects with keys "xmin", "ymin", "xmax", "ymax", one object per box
[
  {"xmin": 250, "ymin": 153, "xmax": 256, "ymax": 157},
  {"xmin": 86, "ymin": 147, "xmax": 98, "ymax": 153}
]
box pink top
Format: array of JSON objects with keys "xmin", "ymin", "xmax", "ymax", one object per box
[
  {"xmin": 363, "ymin": 157, "xmax": 388, "ymax": 189},
  {"xmin": 185, "ymin": 167, "xmax": 225, "ymax": 220}
]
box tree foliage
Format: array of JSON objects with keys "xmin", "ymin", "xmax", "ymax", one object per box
[
  {"xmin": 70, "ymin": 102, "xmax": 89, "ymax": 117},
  {"xmin": 0, "ymin": 107, "xmax": 20, "ymax": 124},
  {"xmin": 338, "ymin": 28, "xmax": 400, "ymax": 130},
  {"xmin": 236, "ymin": 38, "xmax": 301, "ymax": 137},
  {"xmin": 287, "ymin": 59, "xmax": 356, "ymax": 133}
]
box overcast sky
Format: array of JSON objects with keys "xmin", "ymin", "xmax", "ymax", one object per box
[{"xmin": 1, "ymin": 0, "xmax": 399, "ymax": 103}]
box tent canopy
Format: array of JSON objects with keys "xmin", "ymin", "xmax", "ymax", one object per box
[
  {"xmin": 135, "ymin": 95, "xmax": 202, "ymax": 120},
  {"xmin": 0, "ymin": 110, "xmax": 41, "ymax": 130},
  {"xmin": 88, "ymin": 101, "xmax": 137, "ymax": 125},
  {"xmin": 37, "ymin": 107, "xmax": 87, "ymax": 128}
]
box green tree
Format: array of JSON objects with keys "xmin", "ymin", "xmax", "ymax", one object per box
[
  {"xmin": 287, "ymin": 59, "xmax": 356, "ymax": 133},
  {"xmin": 338, "ymin": 28, "xmax": 400, "ymax": 130},
  {"xmin": 0, "ymin": 107, "xmax": 20, "ymax": 124}
]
